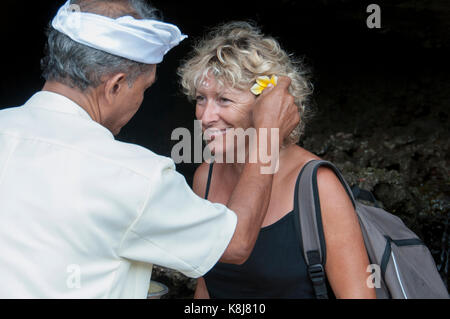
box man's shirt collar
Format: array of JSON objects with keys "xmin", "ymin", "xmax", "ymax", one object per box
[{"xmin": 25, "ymin": 90, "xmax": 94, "ymax": 121}]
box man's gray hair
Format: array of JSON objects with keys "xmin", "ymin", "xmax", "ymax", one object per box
[{"xmin": 41, "ymin": 0, "xmax": 160, "ymax": 91}]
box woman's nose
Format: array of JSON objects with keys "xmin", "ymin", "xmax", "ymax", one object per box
[{"xmin": 198, "ymin": 100, "xmax": 220, "ymax": 125}]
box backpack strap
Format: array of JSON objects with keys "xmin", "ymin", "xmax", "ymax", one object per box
[
  {"xmin": 351, "ymin": 185, "xmax": 380, "ymax": 208},
  {"xmin": 297, "ymin": 159, "xmax": 356, "ymax": 299}
]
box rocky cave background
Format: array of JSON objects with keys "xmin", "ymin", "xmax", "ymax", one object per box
[{"xmin": 0, "ymin": 0, "xmax": 448, "ymax": 298}]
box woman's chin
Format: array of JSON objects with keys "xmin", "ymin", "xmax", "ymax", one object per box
[
  {"xmin": 205, "ymin": 143, "xmax": 228, "ymax": 161},
  {"xmin": 207, "ymin": 147, "xmax": 248, "ymax": 164}
]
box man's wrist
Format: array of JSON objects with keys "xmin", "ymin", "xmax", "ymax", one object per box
[{"xmin": 247, "ymin": 127, "xmax": 281, "ymax": 175}]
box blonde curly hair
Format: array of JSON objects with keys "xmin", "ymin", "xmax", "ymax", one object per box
[{"xmin": 178, "ymin": 21, "xmax": 314, "ymax": 144}]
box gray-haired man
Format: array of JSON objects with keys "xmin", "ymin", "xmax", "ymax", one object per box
[{"xmin": 0, "ymin": 0, "xmax": 299, "ymax": 298}]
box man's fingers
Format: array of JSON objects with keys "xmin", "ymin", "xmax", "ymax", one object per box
[
  {"xmin": 251, "ymin": 75, "xmax": 298, "ymax": 140},
  {"xmin": 275, "ymin": 76, "xmax": 291, "ymax": 90},
  {"xmin": 291, "ymin": 105, "xmax": 301, "ymax": 126},
  {"xmin": 285, "ymin": 104, "xmax": 300, "ymax": 131},
  {"xmin": 258, "ymin": 75, "xmax": 291, "ymax": 97},
  {"xmin": 259, "ymin": 83, "xmax": 275, "ymax": 96}
]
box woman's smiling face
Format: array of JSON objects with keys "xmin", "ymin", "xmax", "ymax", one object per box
[{"xmin": 195, "ymin": 74, "xmax": 256, "ymax": 158}]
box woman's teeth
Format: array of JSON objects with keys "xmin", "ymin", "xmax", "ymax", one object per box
[{"xmin": 206, "ymin": 128, "xmax": 230, "ymax": 140}]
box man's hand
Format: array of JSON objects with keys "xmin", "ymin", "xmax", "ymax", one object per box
[
  {"xmin": 251, "ymin": 76, "xmax": 300, "ymax": 145},
  {"xmin": 218, "ymin": 77, "xmax": 300, "ymax": 265}
]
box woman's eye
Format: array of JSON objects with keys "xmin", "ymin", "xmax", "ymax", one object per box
[
  {"xmin": 219, "ymin": 97, "xmax": 231, "ymax": 103},
  {"xmin": 195, "ymin": 95, "xmax": 205, "ymax": 103}
]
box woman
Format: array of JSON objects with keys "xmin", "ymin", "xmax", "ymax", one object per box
[{"xmin": 178, "ymin": 21, "xmax": 376, "ymax": 299}]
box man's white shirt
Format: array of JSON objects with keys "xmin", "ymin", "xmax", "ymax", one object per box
[{"xmin": 0, "ymin": 91, "xmax": 237, "ymax": 298}]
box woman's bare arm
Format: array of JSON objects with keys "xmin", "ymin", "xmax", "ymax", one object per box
[{"xmin": 317, "ymin": 167, "xmax": 376, "ymax": 299}]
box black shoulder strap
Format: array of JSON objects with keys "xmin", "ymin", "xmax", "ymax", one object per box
[
  {"xmin": 204, "ymin": 163, "xmax": 214, "ymax": 200},
  {"xmin": 351, "ymin": 185, "xmax": 380, "ymax": 207}
]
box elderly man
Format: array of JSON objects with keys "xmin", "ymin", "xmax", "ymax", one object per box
[{"xmin": 0, "ymin": 0, "xmax": 299, "ymax": 298}]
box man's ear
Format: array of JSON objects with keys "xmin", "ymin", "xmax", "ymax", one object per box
[{"xmin": 104, "ymin": 73, "xmax": 127, "ymax": 105}]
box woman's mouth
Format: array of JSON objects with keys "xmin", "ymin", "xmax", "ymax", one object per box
[{"xmin": 204, "ymin": 128, "xmax": 232, "ymax": 141}]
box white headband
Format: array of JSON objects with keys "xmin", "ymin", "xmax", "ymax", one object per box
[{"xmin": 51, "ymin": 0, "xmax": 187, "ymax": 64}]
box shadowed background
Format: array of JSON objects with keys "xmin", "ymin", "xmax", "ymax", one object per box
[{"xmin": 0, "ymin": 0, "xmax": 448, "ymax": 297}]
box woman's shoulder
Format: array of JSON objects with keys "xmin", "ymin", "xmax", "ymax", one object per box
[
  {"xmin": 269, "ymin": 145, "xmax": 321, "ymax": 204},
  {"xmin": 284, "ymin": 145, "xmax": 346, "ymax": 195},
  {"xmin": 278, "ymin": 144, "xmax": 321, "ymax": 180}
]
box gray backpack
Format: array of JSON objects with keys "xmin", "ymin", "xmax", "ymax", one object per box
[{"xmin": 297, "ymin": 160, "xmax": 449, "ymax": 299}]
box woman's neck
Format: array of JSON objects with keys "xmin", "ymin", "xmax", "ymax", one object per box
[{"xmin": 224, "ymin": 143, "xmax": 292, "ymax": 179}]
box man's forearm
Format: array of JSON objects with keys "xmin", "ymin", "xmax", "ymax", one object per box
[
  {"xmin": 217, "ymin": 77, "xmax": 297, "ymax": 264},
  {"xmin": 219, "ymin": 134, "xmax": 277, "ymax": 264}
]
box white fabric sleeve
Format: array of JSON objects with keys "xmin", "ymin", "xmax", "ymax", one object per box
[{"xmin": 118, "ymin": 160, "xmax": 237, "ymax": 278}]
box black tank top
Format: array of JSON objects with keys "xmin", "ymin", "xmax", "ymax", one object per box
[{"xmin": 203, "ymin": 164, "xmax": 335, "ymax": 299}]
